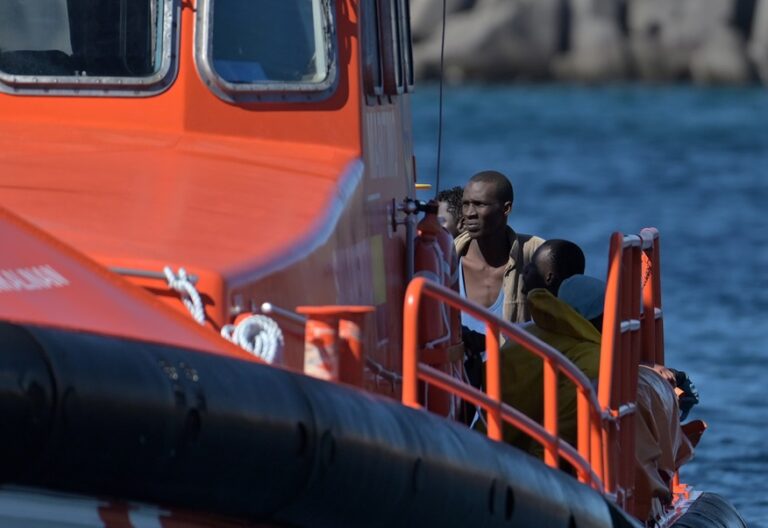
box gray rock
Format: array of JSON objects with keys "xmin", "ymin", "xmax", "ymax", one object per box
[
  {"xmin": 627, "ymin": 0, "xmax": 745, "ymax": 81},
  {"xmin": 413, "ymin": 0, "xmax": 561, "ymax": 81},
  {"xmin": 749, "ymin": 0, "xmax": 768, "ymax": 82},
  {"xmin": 409, "ymin": 0, "xmax": 764, "ymax": 83},
  {"xmin": 410, "ymin": 0, "xmax": 475, "ymax": 43},
  {"xmin": 552, "ymin": 0, "xmax": 630, "ymax": 81},
  {"xmin": 690, "ymin": 26, "xmax": 752, "ymax": 83}
]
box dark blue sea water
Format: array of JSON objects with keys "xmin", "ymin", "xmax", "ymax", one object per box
[{"xmin": 412, "ymin": 85, "xmax": 768, "ymax": 526}]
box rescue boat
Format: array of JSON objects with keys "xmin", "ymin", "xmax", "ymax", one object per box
[{"xmin": 0, "ymin": 1, "xmax": 748, "ymax": 526}]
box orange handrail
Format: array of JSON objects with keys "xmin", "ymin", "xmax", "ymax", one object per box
[
  {"xmin": 640, "ymin": 228, "xmax": 664, "ymax": 366},
  {"xmin": 402, "ymin": 228, "xmax": 671, "ymax": 514},
  {"xmin": 402, "ymin": 277, "xmax": 606, "ymax": 491},
  {"xmin": 599, "ymin": 232, "xmax": 641, "ymax": 510},
  {"xmin": 640, "ymin": 228, "xmax": 691, "ymax": 506},
  {"xmin": 598, "ymin": 230, "xmax": 667, "ymax": 513}
]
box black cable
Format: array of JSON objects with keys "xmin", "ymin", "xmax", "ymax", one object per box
[{"xmin": 434, "ymin": 0, "xmax": 447, "ymax": 198}]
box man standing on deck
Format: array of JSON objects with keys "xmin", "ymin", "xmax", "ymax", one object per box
[
  {"xmin": 455, "ymin": 170, "xmax": 544, "ymax": 326},
  {"xmin": 454, "ymin": 171, "xmax": 544, "ymax": 393}
]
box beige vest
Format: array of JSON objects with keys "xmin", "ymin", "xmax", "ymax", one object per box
[{"xmin": 454, "ymin": 226, "xmax": 545, "ymax": 323}]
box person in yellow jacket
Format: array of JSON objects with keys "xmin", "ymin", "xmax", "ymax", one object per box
[
  {"xmin": 502, "ymin": 257, "xmax": 697, "ymax": 522},
  {"xmin": 500, "ymin": 238, "xmax": 595, "ymax": 452},
  {"xmin": 501, "ymin": 281, "xmax": 601, "ymax": 454}
]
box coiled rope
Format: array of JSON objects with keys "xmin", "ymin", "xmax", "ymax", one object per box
[
  {"xmin": 221, "ymin": 314, "xmax": 284, "ymax": 364},
  {"xmin": 164, "ymin": 266, "xmax": 205, "ymax": 325}
]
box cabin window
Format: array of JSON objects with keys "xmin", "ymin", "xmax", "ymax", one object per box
[
  {"xmin": 361, "ymin": 0, "xmax": 384, "ymax": 98},
  {"xmin": 378, "ymin": 0, "xmax": 414, "ymax": 96},
  {"xmin": 378, "ymin": 0, "xmax": 403, "ymax": 95},
  {"xmin": 398, "ymin": 0, "xmax": 415, "ymax": 91},
  {"xmin": 0, "ymin": 0, "xmax": 177, "ymax": 95},
  {"xmin": 196, "ymin": 0, "xmax": 337, "ymax": 103}
]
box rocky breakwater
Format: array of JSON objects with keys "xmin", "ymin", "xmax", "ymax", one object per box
[{"xmin": 411, "ymin": 0, "xmax": 768, "ymax": 84}]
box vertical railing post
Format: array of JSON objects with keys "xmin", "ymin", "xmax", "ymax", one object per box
[
  {"xmin": 590, "ymin": 411, "xmax": 605, "ymax": 485},
  {"xmin": 402, "ymin": 280, "xmax": 423, "ymax": 409},
  {"xmin": 543, "ymin": 357, "xmax": 559, "ymax": 468},
  {"xmin": 642, "ymin": 228, "xmax": 665, "ymax": 366},
  {"xmin": 629, "ymin": 244, "xmax": 642, "ymax": 400},
  {"xmin": 619, "ymin": 245, "xmax": 632, "ymax": 506},
  {"xmin": 576, "ymin": 389, "xmax": 590, "ymax": 483},
  {"xmin": 652, "ymin": 232, "xmax": 665, "ymax": 366},
  {"xmin": 599, "ymin": 232, "xmax": 624, "ymax": 497},
  {"xmin": 626, "ymin": 242, "xmax": 642, "ymax": 515},
  {"xmin": 640, "ymin": 230, "xmax": 656, "ymax": 365},
  {"xmin": 485, "ymin": 322, "xmax": 502, "ymax": 441}
]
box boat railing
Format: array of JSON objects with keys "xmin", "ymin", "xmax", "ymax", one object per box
[
  {"xmin": 402, "ymin": 228, "xmax": 668, "ymax": 512},
  {"xmin": 639, "ymin": 227, "xmax": 664, "ymax": 366},
  {"xmin": 401, "ymin": 276, "xmax": 607, "ymax": 491},
  {"xmin": 598, "ymin": 229, "xmax": 666, "ymax": 514}
]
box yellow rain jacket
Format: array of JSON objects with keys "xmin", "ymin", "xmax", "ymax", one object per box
[
  {"xmin": 500, "ymin": 288, "xmax": 600, "ymax": 455},
  {"xmin": 500, "ymin": 289, "xmax": 694, "ymax": 523}
]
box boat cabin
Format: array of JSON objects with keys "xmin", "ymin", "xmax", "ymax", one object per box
[{"xmin": 0, "ymin": 0, "xmax": 417, "ymax": 387}]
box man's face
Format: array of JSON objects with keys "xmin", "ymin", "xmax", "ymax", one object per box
[
  {"xmin": 437, "ymin": 200, "xmax": 460, "ymax": 237},
  {"xmin": 522, "ymin": 246, "xmax": 553, "ymax": 295},
  {"xmin": 461, "ymin": 181, "xmax": 510, "ymax": 239}
]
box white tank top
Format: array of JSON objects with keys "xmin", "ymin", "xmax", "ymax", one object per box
[{"xmin": 458, "ymin": 259, "xmax": 504, "ymax": 333}]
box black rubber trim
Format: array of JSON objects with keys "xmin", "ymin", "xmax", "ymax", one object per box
[
  {"xmin": 672, "ymin": 492, "xmax": 749, "ymax": 528},
  {"xmin": 0, "ymin": 321, "xmax": 631, "ymax": 527}
]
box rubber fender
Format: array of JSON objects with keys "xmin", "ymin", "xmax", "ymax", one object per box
[
  {"xmin": 0, "ymin": 322, "xmax": 621, "ymax": 527},
  {"xmin": 672, "ymin": 493, "xmax": 748, "ymax": 528},
  {"xmin": 10, "ymin": 323, "xmax": 315, "ymax": 518},
  {"xmin": 0, "ymin": 323, "xmax": 56, "ymax": 480},
  {"xmin": 271, "ymin": 372, "xmax": 618, "ymax": 528}
]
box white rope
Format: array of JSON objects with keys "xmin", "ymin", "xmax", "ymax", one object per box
[
  {"xmin": 163, "ymin": 266, "xmax": 205, "ymax": 325},
  {"xmin": 221, "ymin": 314, "xmax": 284, "ymax": 364}
]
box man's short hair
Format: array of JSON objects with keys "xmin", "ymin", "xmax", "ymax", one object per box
[
  {"xmin": 436, "ymin": 186, "xmax": 463, "ymax": 220},
  {"xmin": 542, "ymin": 239, "xmax": 586, "ymax": 282},
  {"xmin": 468, "ymin": 170, "xmax": 514, "ymax": 205}
]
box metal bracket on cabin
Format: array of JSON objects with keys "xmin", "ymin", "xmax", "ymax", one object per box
[
  {"xmin": 390, "ymin": 197, "xmax": 419, "ymax": 232},
  {"xmin": 391, "ymin": 198, "xmax": 426, "ymax": 282}
]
